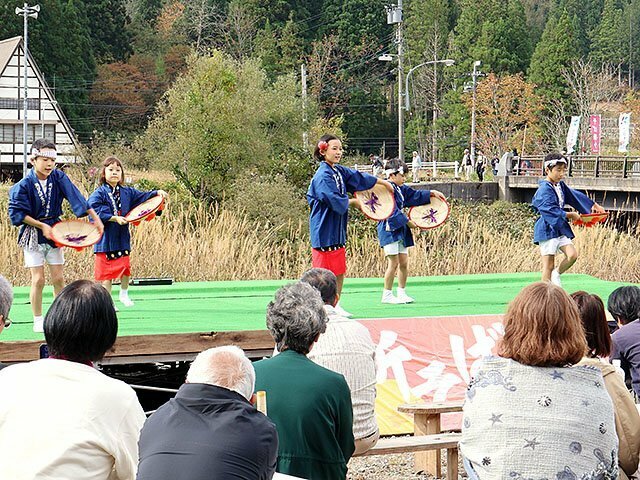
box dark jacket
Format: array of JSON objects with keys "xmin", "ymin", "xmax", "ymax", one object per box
[{"xmin": 137, "ymin": 383, "xmax": 278, "ymax": 480}]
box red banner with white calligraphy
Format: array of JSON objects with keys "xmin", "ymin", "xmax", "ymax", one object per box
[
  {"xmin": 360, "ymin": 314, "xmax": 503, "ymax": 435},
  {"xmin": 590, "ymin": 114, "xmax": 601, "ymax": 154}
]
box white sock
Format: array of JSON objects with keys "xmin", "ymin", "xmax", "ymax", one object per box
[
  {"xmin": 119, "ymin": 289, "xmax": 129, "ymax": 298},
  {"xmin": 33, "ymin": 315, "xmax": 43, "ymax": 323},
  {"xmin": 383, "ymin": 289, "xmax": 393, "ymax": 296},
  {"xmin": 398, "ymin": 287, "xmax": 407, "ymax": 295}
]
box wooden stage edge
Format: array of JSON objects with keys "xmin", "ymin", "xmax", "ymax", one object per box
[{"xmin": 0, "ymin": 330, "xmax": 276, "ymax": 365}]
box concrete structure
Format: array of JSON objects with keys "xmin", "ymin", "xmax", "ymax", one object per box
[{"xmin": 0, "ymin": 36, "xmax": 78, "ymax": 179}]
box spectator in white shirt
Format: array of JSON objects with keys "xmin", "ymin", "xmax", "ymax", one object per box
[
  {"xmin": 302, "ymin": 268, "xmax": 379, "ymax": 454},
  {"xmin": 0, "ymin": 280, "xmax": 145, "ymax": 480}
]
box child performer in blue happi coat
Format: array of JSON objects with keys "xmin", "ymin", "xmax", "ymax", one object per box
[
  {"xmin": 8, "ymin": 139, "xmax": 104, "ymax": 332},
  {"xmin": 88, "ymin": 156, "xmax": 168, "ymax": 307},
  {"xmin": 307, "ymin": 134, "xmax": 393, "ymax": 317},
  {"xmin": 532, "ymin": 153, "xmax": 604, "ymax": 287},
  {"xmin": 377, "ymin": 159, "xmax": 436, "ymax": 304}
]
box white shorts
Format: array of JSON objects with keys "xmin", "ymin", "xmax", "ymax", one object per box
[
  {"xmin": 24, "ymin": 244, "xmax": 65, "ymax": 268},
  {"xmin": 539, "ymin": 236, "xmax": 573, "ymax": 256},
  {"xmin": 384, "ymin": 240, "xmax": 409, "ymax": 256}
]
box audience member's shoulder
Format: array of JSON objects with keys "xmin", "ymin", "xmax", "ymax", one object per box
[{"xmin": 311, "ymin": 360, "xmax": 350, "ymax": 387}]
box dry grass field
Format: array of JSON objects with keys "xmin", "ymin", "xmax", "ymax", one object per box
[{"xmin": 2, "ymin": 172, "xmax": 640, "ymax": 286}]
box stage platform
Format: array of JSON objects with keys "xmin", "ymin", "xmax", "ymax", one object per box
[{"xmin": 0, "ymin": 272, "xmax": 632, "ymax": 365}]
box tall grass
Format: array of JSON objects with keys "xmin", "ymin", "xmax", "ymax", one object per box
[{"xmin": 2, "ymin": 183, "xmax": 640, "ymax": 285}]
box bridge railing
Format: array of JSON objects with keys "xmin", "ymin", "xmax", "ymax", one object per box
[{"xmin": 515, "ymin": 155, "xmax": 640, "ymax": 179}]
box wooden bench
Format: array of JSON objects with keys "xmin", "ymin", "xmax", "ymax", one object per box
[
  {"xmin": 398, "ymin": 401, "xmax": 464, "ymax": 476},
  {"xmin": 356, "ymin": 433, "xmax": 461, "ymax": 480}
]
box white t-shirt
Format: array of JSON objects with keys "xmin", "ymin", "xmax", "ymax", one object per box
[
  {"xmin": 0, "ymin": 359, "xmax": 146, "ymax": 480},
  {"xmin": 552, "ymin": 182, "xmax": 564, "ymax": 208}
]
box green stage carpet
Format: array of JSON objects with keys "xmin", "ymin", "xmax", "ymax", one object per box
[{"xmin": 3, "ymin": 272, "xmax": 634, "ymax": 341}]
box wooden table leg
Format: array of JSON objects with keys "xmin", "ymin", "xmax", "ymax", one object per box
[
  {"xmin": 446, "ymin": 447, "xmax": 458, "ymax": 480},
  {"xmin": 413, "ymin": 413, "xmax": 441, "ymax": 476}
]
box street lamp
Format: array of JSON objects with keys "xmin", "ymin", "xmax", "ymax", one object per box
[
  {"xmin": 404, "ymin": 59, "xmax": 455, "ymax": 111},
  {"xmin": 15, "ymin": 3, "xmax": 40, "ymax": 178},
  {"xmin": 470, "ymin": 60, "xmax": 482, "ymax": 168}
]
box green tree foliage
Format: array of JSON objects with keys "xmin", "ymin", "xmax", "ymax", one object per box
[
  {"xmin": 528, "ymin": 9, "xmax": 580, "ymax": 101},
  {"xmin": 84, "ymin": 0, "xmax": 133, "ymax": 62},
  {"xmin": 405, "ymin": 0, "xmax": 452, "ymax": 62},
  {"xmin": 590, "ymin": 0, "xmax": 626, "ymax": 65},
  {"xmin": 140, "ymin": 52, "xmax": 304, "ymax": 202},
  {"xmin": 559, "ymin": 0, "xmax": 603, "ymax": 55},
  {"xmin": 452, "ymin": 0, "xmax": 531, "ymax": 74}
]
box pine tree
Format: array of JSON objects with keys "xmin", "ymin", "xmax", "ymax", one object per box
[
  {"xmin": 405, "ymin": 0, "xmax": 451, "ymax": 62},
  {"xmin": 451, "ymin": 0, "xmax": 530, "ymax": 74},
  {"xmin": 559, "ymin": 0, "xmax": 603, "ymax": 54},
  {"xmin": 590, "ymin": 0, "xmax": 625, "ymax": 65},
  {"xmin": 84, "ymin": 0, "xmax": 133, "ymax": 62},
  {"xmin": 528, "ymin": 9, "xmax": 580, "ymax": 100},
  {"xmin": 278, "ymin": 14, "xmax": 305, "ymax": 73},
  {"xmin": 254, "ymin": 21, "xmax": 281, "ymax": 79}
]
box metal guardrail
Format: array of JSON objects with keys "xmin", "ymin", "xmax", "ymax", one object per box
[{"xmin": 513, "ymin": 155, "xmax": 640, "ymax": 179}]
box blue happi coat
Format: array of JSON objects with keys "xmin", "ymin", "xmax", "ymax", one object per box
[
  {"xmin": 532, "ymin": 180, "xmax": 594, "ymax": 244},
  {"xmin": 88, "ymin": 184, "xmax": 157, "ymax": 253},
  {"xmin": 307, "ymin": 162, "xmax": 377, "ymax": 249},
  {"xmin": 377, "ymin": 184, "xmax": 431, "ymax": 247},
  {"xmin": 8, "ymin": 168, "xmax": 90, "ymax": 247}
]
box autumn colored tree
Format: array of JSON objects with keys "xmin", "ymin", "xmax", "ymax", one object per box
[
  {"xmin": 90, "ymin": 62, "xmax": 151, "ymax": 131},
  {"xmin": 464, "ymin": 73, "xmax": 541, "ymax": 156}
]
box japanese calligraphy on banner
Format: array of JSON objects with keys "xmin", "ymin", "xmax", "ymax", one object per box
[
  {"xmin": 360, "ymin": 314, "xmax": 504, "ymax": 435},
  {"xmin": 589, "ymin": 114, "xmax": 601, "ymax": 154},
  {"xmin": 619, "ymin": 113, "xmax": 631, "ymax": 153},
  {"xmin": 566, "ymin": 116, "xmax": 581, "ymax": 154}
]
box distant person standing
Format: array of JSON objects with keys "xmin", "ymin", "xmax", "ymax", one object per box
[
  {"xmin": 463, "ymin": 148, "xmax": 472, "ymax": 180},
  {"xmin": 411, "ymin": 151, "xmax": 422, "ymax": 182},
  {"xmin": 475, "ymin": 150, "xmax": 486, "ymax": 182},
  {"xmin": 491, "ymin": 154, "xmax": 499, "ymax": 176},
  {"xmin": 371, "ymin": 154, "xmax": 383, "ymax": 177}
]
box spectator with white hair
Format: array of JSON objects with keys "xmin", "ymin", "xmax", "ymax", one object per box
[
  {"xmin": 254, "ymin": 282, "xmax": 355, "ymax": 480},
  {"xmin": 0, "ymin": 275, "xmax": 13, "ymax": 371},
  {"xmin": 137, "ymin": 346, "xmax": 278, "ymax": 480}
]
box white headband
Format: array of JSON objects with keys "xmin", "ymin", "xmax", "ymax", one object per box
[
  {"xmin": 384, "ymin": 166, "xmax": 405, "ymax": 177},
  {"xmin": 31, "ymin": 148, "xmax": 57, "ymax": 159},
  {"xmin": 544, "ymin": 158, "xmax": 567, "ymax": 169}
]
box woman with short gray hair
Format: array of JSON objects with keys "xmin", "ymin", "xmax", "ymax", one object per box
[
  {"xmin": 266, "ymin": 281, "xmax": 327, "ymax": 354},
  {"xmin": 255, "ymin": 282, "xmax": 354, "ymax": 479}
]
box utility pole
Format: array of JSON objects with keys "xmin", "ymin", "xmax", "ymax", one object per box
[
  {"xmin": 396, "ymin": 0, "xmax": 404, "ymax": 162},
  {"xmin": 432, "ymin": 57, "xmax": 438, "ymax": 164},
  {"xmin": 470, "ymin": 60, "xmax": 481, "ymax": 168},
  {"xmin": 383, "ymin": 3, "xmax": 404, "ymax": 160},
  {"xmin": 15, "ymin": 3, "xmax": 39, "ymax": 178},
  {"xmin": 301, "ymin": 64, "xmax": 308, "ymax": 150}
]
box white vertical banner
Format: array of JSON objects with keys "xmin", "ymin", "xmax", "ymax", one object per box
[
  {"xmin": 619, "ymin": 113, "xmax": 631, "ymax": 153},
  {"xmin": 566, "ymin": 116, "xmax": 581, "ymax": 154}
]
